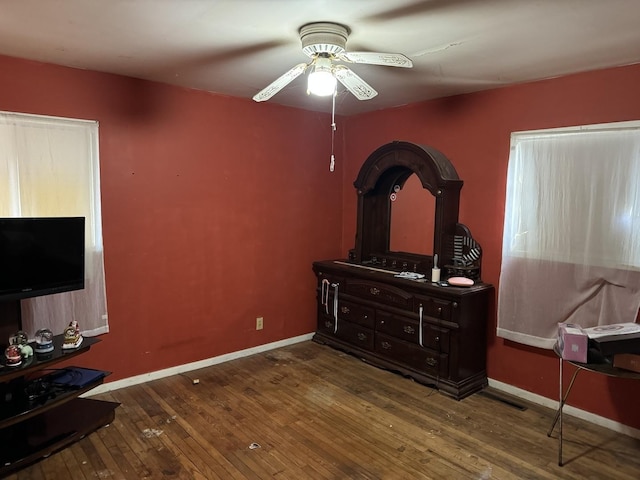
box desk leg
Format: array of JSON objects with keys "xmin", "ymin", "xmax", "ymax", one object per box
[
  {"xmin": 559, "ymin": 357, "xmax": 563, "ymax": 466},
  {"xmin": 547, "ymin": 357, "xmax": 581, "ymax": 467}
]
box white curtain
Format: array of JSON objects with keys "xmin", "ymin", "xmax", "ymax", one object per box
[
  {"xmin": 0, "ymin": 111, "xmax": 108, "ymax": 337},
  {"xmin": 497, "ymin": 122, "xmax": 640, "ymax": 348}
]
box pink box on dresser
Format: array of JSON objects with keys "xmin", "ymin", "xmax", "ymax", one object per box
[{"xmin": 557, "ymin": 323, "xmax": 588, "ymax": 363}]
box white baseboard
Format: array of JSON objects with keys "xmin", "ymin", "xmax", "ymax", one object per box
[
  {"xmin": 86, "ymin": 332, "xmax": 314, "ymax": 397},
  {"xmin": 86, "ymin": 336, "xmax": 639, "ymax": 440},
  {"xmin": 488, "ymin": 378, "xmax": 640, "ymax": 440}
]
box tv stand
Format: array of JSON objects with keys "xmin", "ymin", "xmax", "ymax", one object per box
[{"xmin": 0, "ymin": 333, "xmax": 119, "ymax": 476}]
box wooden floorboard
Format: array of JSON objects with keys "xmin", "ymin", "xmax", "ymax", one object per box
[{"xmin": 7, "ymin": 341, "xmax": 640, "ymax": 479}]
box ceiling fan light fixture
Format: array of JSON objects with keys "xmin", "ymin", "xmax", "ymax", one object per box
[
  {"xmin": 307, "ymin": 57, "xmax": 336, "ymax": 96},
  {"xmin": 253, "ymin": 21, "xmax": 411, "ymax": 103}
]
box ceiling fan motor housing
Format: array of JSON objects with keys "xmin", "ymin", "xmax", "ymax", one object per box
[{"xmin": 300, "ymin": 22, "xmax": 349, "ymax": 57}]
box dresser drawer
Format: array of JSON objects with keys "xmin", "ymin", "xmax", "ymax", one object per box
[
  {"xmin": 377, "ymin": 310, "xmax": 419, "ymax": 343},
  {"xmin": 338, "ymin": 321, "xmax": 374, "ymax": 350},
  {"xmin": 316, "ymin": 273, "xmax": 342, "ymax": 320},
  {"xmin": 315, "ymin": 270, "xmax": 343, "ymax": 287},
  {"xmin": 421, "ymin": 323, "xmax": 450, "ymax": 353},
  {"xmin": 346, "ymin": 280, "xmax": 413, "ymax": 309},
  {"xmin": 318, "ymin": 310, "xmax": 335, "ymax": 334},
  {"xmin": 375, "ymin": 333, "xmax": 449, "ymax": 377},
  {"xmin": 414, "ymin": 295, "xmax": 454, "ymax": 322},
  {"xmin": 318, "ymin": 313, "xmax": 374, "ymax": 350},
  {"xmin": 377, "ymin": 311, "xmax": 450, "ymax": 353},
  {"xmin": 338, "ymin": 300, "xmax": 375, "ymax": 328}
]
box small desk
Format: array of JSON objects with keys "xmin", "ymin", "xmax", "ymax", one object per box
[{"xmin": 547, "ymin": 345, "xmax": 640, "ymax": 466}]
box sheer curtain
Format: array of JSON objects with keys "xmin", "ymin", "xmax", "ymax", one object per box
[
  {"xmin": 497, "ymin": 122, "xmax": 640, "ymax": 348},
  {"xmin": 0, "ymin": 111, "xmax": 108, "ymax": 338}
]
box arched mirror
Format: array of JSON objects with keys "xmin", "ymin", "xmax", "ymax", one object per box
[
  {"xmin": 350, "ymin": 141, "xmax": 480, "ymax": 277},
  {"xmin": 389, "ymin": 173, "xmax": 436, "ymax": 255}
]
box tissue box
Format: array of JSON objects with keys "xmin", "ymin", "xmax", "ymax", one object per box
[{"xmin": 557, "ymin": 323, "xmax": 588, "ymax": 362}]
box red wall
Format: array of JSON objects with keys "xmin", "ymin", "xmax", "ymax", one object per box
[
  {"xmin": 0, "ymin": 55, "xmax": 344, "ymax": 380},
  {"xmin": 2, "ymin": 52, "xmax": 639, "ymax": 430},
  {"xmin": 342, "ymin": 64, "xmax": 640, "ymax": 429}
]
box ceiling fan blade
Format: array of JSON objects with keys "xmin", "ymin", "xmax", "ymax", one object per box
[
  {"xmin": 363, "ymin": 0, "xmax": 481, "ymax": 22},
  {"xmin": 333, "ymin": 65, "xmax": 378, "ymax": 100},
  {"xmin": 339, "ymin": 51, "xmax": 413, "ymax": 68},
  {"xmin": 252, "ymin": 62, "xmax": 308, "ymax": 102}
]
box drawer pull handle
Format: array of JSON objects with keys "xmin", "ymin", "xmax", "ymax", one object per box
[
  {"xmin": 426, "ymin": 357, "xmax": 437, "ymax": 367},
  {"xmin": 357, "ymin": 333, "xmax": 367, "ymax": 341},
  {"xmin": 403, "ymin": 325, "xmax": 415, "ymax": 334},
  {"xmin": 453, "ymin": 302, "xmax": 458, "ymax": 308},
  {"xmin": 321, "ymin": 279, "xmax": 330, "ymax": 314},
  {"xmin": 370, "ymin": 287, "xmax": 380, "ymax": 295},
  {"xmin": 381, "ymin": 341, "xmax": 392, "ymax": 350},
  {"xmin": 435, "ymin": 336, "xmax": 440, "ymax": 342},
  {"xmin": 437, "ymin": 307, "xmax": 442, "ymax": 314},
  {"xmin": 418, "ymin": 304, "xmax": 424, "ymax": 347},
  {"xmin": 341, "ymin": 306, "xmax": 350, "ymax": 314},
  {"xmin": 332, "ymin": 283, "xmax": 340, "ymax": 333}
]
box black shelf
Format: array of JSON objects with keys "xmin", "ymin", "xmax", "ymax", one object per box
[
  {"xmin": 0, "ymin": 333, "xmax": 119, "ymax": 475},
  {"xmin": 0, "ymin": 334, "xmax": 100, "ymax": 382},
  {"xmin": 0, "ymin": 397, "xmax": 119, "ymax": 477},
  {"xmin": 0, "ymin": 370, "xmax": 111, "ymax": 428}
]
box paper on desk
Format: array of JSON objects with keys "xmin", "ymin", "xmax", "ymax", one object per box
[
  {"xmin": 394, "ymin": 272, "xmax": 425, "ymax": 280},
  {"xmin": 582, "ymin": 322, "xmax": 640, "ymax": 339}
]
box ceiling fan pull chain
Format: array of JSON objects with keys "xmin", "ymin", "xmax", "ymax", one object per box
[{"xmin": 330, "ymin": 89, "xmax": 336, "ymax": 172}]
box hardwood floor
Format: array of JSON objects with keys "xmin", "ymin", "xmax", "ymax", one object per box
[{"xmin": 7, "ymin": 341, "xmax": 640, "ymax": 479}]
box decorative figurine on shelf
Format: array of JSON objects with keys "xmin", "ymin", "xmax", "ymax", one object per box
[
  {"xmin": 4, "ymin": 344, "xmax": 22, "ymax": 367},
  {"xmin": 9, "ymin": 330, "xmax": 29, "ymax": 347},
  {"xmin": 34, "ymin": 328, "xmax": 55, "ymax": 354},
  {"xmin": 18, "ymin": 343, "xmax": 33, "ymax": 358},
  {"xmin": 62, "ymin": 320, "xmax": 83, "ymax": 350},
  {"xmin": 7, "ymin": 329, "xmax": 34, "ymax": 364}
]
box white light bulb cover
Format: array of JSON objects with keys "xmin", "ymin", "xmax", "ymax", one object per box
[{"xmin": 308, "ymin": 57, "xmax": 336, "ymax": 96}]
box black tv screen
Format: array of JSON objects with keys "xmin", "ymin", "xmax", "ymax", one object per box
[{"xmin": 0, "ymin": 217, "xmax": 85, "ymax": 301}]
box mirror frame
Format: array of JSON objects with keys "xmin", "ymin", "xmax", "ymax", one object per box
[{"xmin": 350, "ymin": 141, "xmax": 463, "ymax": 273}]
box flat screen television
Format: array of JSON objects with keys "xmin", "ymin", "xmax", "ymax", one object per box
[{"xmin": 0, "ymin": 217, "xmax": 85, "ymax": 302}]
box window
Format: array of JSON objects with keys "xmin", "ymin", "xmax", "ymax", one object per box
[
  {"xmin": 497, "ymin": 121, "xmax": 640, "ymax": 348},
  {"xmin": 0, "ymin": 111, "xmax": 108, "ymax": 337}
]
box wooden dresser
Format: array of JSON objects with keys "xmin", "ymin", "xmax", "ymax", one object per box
[
  {"xmin": 312, "ymin": 141, "xmax": 494, "ymax": 400},
  {"xmin": 313, "ymin": 260, "xmax": 493, "ymax": 400}
]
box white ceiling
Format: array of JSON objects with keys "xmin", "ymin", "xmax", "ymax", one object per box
[{"xmin": 2, "ymin": 0, "xmax": 640, "ymax": 116}]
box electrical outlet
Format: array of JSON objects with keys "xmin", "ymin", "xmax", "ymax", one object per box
[{"xmin": 256, "ymin": 317, "xmax": 264, "ymax": 330}]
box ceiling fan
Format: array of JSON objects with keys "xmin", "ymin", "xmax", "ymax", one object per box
[{"xmin": 252, "ymin": 22, "xmax": 413, "ymax": 102}]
